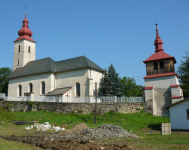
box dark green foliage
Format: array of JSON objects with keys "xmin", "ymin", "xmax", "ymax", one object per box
[
  {"xmin": 100, "ymin": 69, "xmax": 112, "ymax": 96},
  {"xmin": 100, "ymin": 64, "xmax": 123, "ymax": 96},
  {"xmin": 0, "ymin": 67, "xmax": 12, "ymax": 95},
  {"xmin": 177, "ymin": 52, "xmax": 189, "ymax": 98},
  {"xmin": 120, "ymin": 76, "xmax": 144, "ymax": 97}
]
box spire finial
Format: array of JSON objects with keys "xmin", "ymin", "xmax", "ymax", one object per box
[
  {"xmin": 25, "ymin": 5, "xmax": 27, "ymax": 16},
  {"xmin": 154, "ymin": 24, "xmax": 163, "ymax": 52},
  {"xmin": 155, "ymin": 23, "xmax": 158, "ymax": 31}
]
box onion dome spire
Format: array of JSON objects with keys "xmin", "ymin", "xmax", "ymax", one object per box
[
  {"xmin": 154, "ymin": 24, "xmax": 163, "ymax": 52},
  {"xmin": 14, "ymin": 12, "xmax": 35, "ymax": 42}
]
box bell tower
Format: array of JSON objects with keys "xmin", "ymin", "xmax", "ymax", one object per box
[
  {"xmin": 13, "ymin": 12, "xmax": 36, "ymax": 71},
  {"xmin": 143, "ymin": 24, "xmax": 183, "ymax": 117}
]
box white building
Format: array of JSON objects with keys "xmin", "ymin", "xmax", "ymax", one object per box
[
  {"xmin": 167, "ymin": 98, "xmax": 189, "ymax": 130},
  {"xmin": 143, "ymin": 24, "xmax": 183, "ymax": 117},
  {"xmin": 7, "ymin": 14, "xmax": 104, "ymax": 99}
]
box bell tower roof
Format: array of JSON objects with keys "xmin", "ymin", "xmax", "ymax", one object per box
[
  {"xmin": 154, "ymin": 24, "xmax": 163, "ymax": 52},
  {"xmin": 14, "ymin": 13, "xmax": 35, "ymax": 43},
  {"xmin": 143, "ymin": 24, "xmax": 176, "ymax": 64}
]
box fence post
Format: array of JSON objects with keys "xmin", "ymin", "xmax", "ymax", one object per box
[{"xmin": 94, "ymin": 82, "xmax": 97, "ymax": 124}]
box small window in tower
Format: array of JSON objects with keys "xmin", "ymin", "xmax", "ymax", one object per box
[
  {"xmin": 154, "ymin": 62, "xmax": 158, "ymax": 70},
  {"xmin": 28, "ymin": 46, "xmax": 30, "ymax": 53},
  {"xmin": 18, "ymin": 45, "xmax": 20, "ymax": 52},
  {"xmin": 160, "ymin": 61, "xmax": 164, "ymax": 69},
  {"xmin": 18, "ymin": 60, "xmax": 19, "ymax": 66}
]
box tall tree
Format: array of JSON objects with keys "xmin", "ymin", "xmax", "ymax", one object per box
[
  {"xmin": 177, "ymin": 52, "xmax": 189, "ymax": 98},
  {"xmin": 0, "ymin": 67, "xmax": 12, "ymax": 95},
  {"xmin": 120, "ymin": 76, "xmax": 143, "ymax": 97},
  {"xmin": 100, "ymin": 64, "xmax": 123, "ymax": 97},
  {"xmin": 99, "ymin": 69, "xmax": 112, "ymax": 96}
]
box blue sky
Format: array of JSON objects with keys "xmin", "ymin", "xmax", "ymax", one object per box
[{"xmin": 0, "ymin": 0, "xmax": 188, "ymax": 86}]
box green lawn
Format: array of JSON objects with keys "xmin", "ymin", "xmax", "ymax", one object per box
[{"xmin": 0, "ymin": 107, "xmax": 189, "ymax": 150}]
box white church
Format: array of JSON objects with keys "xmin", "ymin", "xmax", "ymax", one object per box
[{"xmin": 7, "ymin": 14, "xmax": 104, "ymax": 100}]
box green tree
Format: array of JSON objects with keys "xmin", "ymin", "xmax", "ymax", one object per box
[
  {"xmin": 177, "ymin": 52, "xmax": 189, "ymax": 98},
  {"xmin": 0, "ymin": 67, "xmax": 12, "ymax": 95},
  {"xmin": 120, "ymin": 76, "xmax": 144, "ymax": 97},
  {"xmin": 100, "ymin": 64, "xmax": 123, "ymax": 97},
  {"xmin": 99, "ymin": 69, "xmax": 112, "ymax": 96}
]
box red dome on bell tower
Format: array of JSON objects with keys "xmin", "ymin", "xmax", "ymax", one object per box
[
  {"xmin": 14, "ymin": 13, "xmax": 35, "ymax": 42},
  {"xmin": 154, "ymin": 24, "xmax": 163, "ymax": 52}
]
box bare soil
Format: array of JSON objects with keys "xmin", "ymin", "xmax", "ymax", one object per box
[
  {"xmin": 59, "ymin": 123, "xmax": 88, "ymax": 135},
  {"xmin": 0, "ymin": 135, "xmax": 131, "ymax": 150}
]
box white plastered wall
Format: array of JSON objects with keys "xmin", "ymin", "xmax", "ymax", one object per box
[
  {"xmin": 145, "ymin": 75, "xmax": 179, "ymax": 88},
  {"xmin": 144, "ymin": 75, "xmax": 179, "ymax": 117},
  {"xmin": 55, "ymin": 69, "xmax": 89, "ymax": 97},
  {"xmin": 169, "ymin": 100, "xmax": 189, "ymax": 129},
  {"xmin": 8, "ymin": 73, "xmax": 55, "ymax": 97},
  {"xmin": 88, "ymin": 69, "xmax": 103, "ymax": 96},
  {"xmin": 13, "ymin": 39, "xmax": 36, "ymax": 71}
]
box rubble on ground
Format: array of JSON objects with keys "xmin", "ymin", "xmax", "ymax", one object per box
[
  {"xmin": 25, "ymin": 122, "xmax": 65, "ymax": 132},
  {"xmin": 60, "ymin": 124, "xmax": 138, "ymax": 140}
]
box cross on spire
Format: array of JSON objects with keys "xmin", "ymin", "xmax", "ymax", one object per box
[{"xmin": 25, "ymin": 5, "xmax": 27, "ymax": 15}]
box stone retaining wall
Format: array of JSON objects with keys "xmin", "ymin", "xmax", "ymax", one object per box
[{"xmin": 0, "ymin": 101, "xmax": 144, "ymax": 114}]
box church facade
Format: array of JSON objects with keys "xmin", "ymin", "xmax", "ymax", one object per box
[
  {"xmin": 143, "ymin": 24, "xmax": 183, "ymax": 117},
  {"xmin": 8, "ymin": 14, "xmax": 104, "ymax": 99}
]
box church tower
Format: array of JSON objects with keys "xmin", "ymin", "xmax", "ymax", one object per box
[
  {"xmin": 13, "ymin": 13, "xmax": 36, "ymax": 71},
  {"xmin": 143, "ymin": 24, "xmax": 183, "ymax": 117}
]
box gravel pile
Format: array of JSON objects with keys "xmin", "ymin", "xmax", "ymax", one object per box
[{"xmin": 60, "ymin": 124, "xmax": 138, "ymax": 140}]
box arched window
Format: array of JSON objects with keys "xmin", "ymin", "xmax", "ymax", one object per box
[
  {"xmin": 28, "ymin": 46, "xmax": 30, "ymax": 53},
  {"xmin": 42, "ymin": 81, "xmax": 45, "ymax": 94},
  {"xmin": 29, "ymin": 83, "xmax": 33, "ymax": 93},
  {"xmin": 18, "ymin": 59, "xmax": 19, "ymax": 66},
  {"xmin": 19, "ymin": 85, "xmax": 22, "ymax": 96},
  {"xmin": 76, "ymin": 83, "xmax": 80, "ymax": 97},
  {"xmin": 18, "ymin": 45, "xmax": 20, "ymax": 52}
]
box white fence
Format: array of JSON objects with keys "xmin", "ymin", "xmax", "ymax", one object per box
[
  {"xmin": 0, "ymin": 93, "xmax": 6, "ymax": 100},
  {"xmin": 4, "ymin": 96, "xmax": 144, "ymax": 103}
]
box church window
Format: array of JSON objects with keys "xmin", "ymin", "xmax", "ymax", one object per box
[
  {"xmin": 76, "ymin": 83, "xmax": 80, "ymax": 97},
  {"xmin": 160, "ymin": 61, "xmax": 164, "ymax": 69},
  {"xmin": 29, "ymin": 83, "xmax": 33, "ymax": 93},
  {"xmin": 18, "ymin": 45, "xmax": 20, "ymax": 52},
  {"xmin": 18, "ymin": 60, "xmax": 19, "ymax": 66},
  {"xmin": 154, "ymin": 62, "xmax": 158, "ymax": 70},
  {"xmin": 19, "ymin": 85, "xmax": 22, "ymax": 96},
  {"xmin": 42, "ymin": 81, "xmax": 45, "ymax": 94},
  {"xmin": 187, "ymin": 109, "xmax": 189, "ymax": 119},
  {"xmin": 28, "ymin": 46, "xmax": 30, "ymax": 53}
]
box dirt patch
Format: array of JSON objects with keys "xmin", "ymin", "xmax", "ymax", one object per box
[
  {"xmin": 59, "ymin": 123, "xmax": 88, "ymax": 135},
  {"xmin": 1, "ymin": 135, "xmax": 131, "ymax": 150}
]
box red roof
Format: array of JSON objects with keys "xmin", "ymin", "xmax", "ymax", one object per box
[
  {"xmin": 144, "ymin": 86, "xmax": 153, "ymax": 90},
  {"xmin": 170, "ymin": 85, "xmax": 179, "ymax": 88},
  {"xmin": 171, "ymin": 96, "xmax": 182, "ymax": 99},
  {"xmin": 14, "ymin": 15, "xmax": 35, "ymax": 43},
  {"xmin": 143, "ymin": 51, "xmax": 176, "ymax": 63},
  {"xmin": 144, "ymin": 72, "xmax": 177, "ymax": 79}
]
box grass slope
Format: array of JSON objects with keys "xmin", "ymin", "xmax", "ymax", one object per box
[{"xmin": 0, "ymin": 108, "xmax": 170, "ymax": 130}]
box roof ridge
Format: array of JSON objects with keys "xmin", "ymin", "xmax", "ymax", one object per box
[
  {"xmin": 55, "ymin": 56, "xmax": 83, "ymax": 63},
  {"xmin": 83, "ymin": 56, "xmax": 90, "ymax": 67}
]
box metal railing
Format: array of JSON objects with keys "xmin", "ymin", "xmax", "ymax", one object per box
[{"xmin": 5, "ymin": 96, "xmax": 144, "ymax": 103}]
